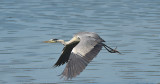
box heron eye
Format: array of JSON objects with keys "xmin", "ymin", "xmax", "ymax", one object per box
[
  {"xmin": 77, "ymin": 36, "xmax": 80, "ymax": 39},
  {"xmin": 53, "ymin": 39, "xmax": 58, "ymax": 40}
]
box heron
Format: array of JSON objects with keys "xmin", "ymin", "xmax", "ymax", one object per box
[{"xmin": 44, "ymin": 32, "xmax": 120, "ymax": 80}]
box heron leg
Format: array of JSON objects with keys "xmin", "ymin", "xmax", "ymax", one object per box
[{"xmin": 103, "ymin": 44, "xmax": 121, "ymax": 54}]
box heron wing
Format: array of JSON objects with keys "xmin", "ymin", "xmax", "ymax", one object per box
[
  {"xmin": 61, "ymin": 36, "xmax": 103, "ymax": 79},
  {"xmin": 54, "ymin": 42, "xmax": 79, "ymax": 67}
]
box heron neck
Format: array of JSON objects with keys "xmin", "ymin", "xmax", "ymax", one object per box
[
  {"xmin": 57, "ymin": 38, "xmax": 79, "ymax": 46},
  {"xmin": 57, "ymin": 40, "xmax": 67, "ymax": 45}
]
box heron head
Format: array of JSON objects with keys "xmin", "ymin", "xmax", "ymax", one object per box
[
  {"xmin": 71, "ymin": 36, "xmax": 80, "ymax": 42},
  {"xmin": 44, "ymin": 39, "xmax": 58, "ymax": 43}
]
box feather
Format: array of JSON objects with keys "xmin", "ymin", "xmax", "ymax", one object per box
[
  {"xmin": 61, "ymin": 34, "xmax": 104, "ymax": 79},
  {"xmin": 54, "ymin": 42, "xmax": 79, "ymax": 67}
]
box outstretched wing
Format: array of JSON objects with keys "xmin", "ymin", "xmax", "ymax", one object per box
[
  {"xmin": 54, "ymin": 42, "xmax": 79, "ymax": 67},
  {"xmin": 61, "ymin": 36, "xmax": 104, "ymax": 79}
]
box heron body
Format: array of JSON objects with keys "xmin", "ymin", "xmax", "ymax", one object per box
[{"xmin": 44, "ymin": 32, "xmax": 120, "ymax": 80}]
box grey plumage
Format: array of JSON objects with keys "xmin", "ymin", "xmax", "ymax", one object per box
[
  {"xmin": 44, "ymin": 32, "xmax": 120, "ymax": 80},
  {"xmin": 61, "ymin": 44, "xmax": 103, "ymax": 79},
  {"xmin": 54, "ymin": 42, "xmax": 79, "ymax": 67}
]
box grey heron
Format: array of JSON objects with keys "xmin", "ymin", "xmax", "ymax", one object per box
[{"xmin": 44, "ymin": 32, "xmax": 120, "ymax": 80}]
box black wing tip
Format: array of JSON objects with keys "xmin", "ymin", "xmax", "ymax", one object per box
[
  {"xmin": 53, "ymin": 64, "xmax": 62, "ymax": 68},
  {"xmin": 52, "ymin": 63, "xmax": 61, "ymax": 68},
  {"xmin": 52, "ymin": 65, "xmax": 57, "ymax": 68},
  {"xmin": 53, "ymin": 61, "xmax": 68, "ymax": 68}
]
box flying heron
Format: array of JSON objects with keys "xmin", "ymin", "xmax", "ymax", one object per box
[{"xmin": 44, "ymin": 32, "xmax": 120, "ymax": 80}]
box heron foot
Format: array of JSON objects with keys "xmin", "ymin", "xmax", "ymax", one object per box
[{"xmin": 108, "ymin": 46, "xmax": 121, "ymax": 54}]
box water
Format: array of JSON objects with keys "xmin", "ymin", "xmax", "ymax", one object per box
[{"xmin": 0, "ymin": 0, "xmax": 160, "ymax": 84}]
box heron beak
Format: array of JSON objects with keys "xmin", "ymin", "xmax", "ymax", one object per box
[{"xmin": 43, "ymin": 39, "xmax": 57, "ymax": 43}]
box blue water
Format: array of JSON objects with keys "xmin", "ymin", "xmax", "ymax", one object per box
[{"xmin": 0, "ymin": 0, "xmax": 160, "ymax": 84}]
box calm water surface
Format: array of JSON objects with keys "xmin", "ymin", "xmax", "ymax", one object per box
[{"xmin": 0, "ymin": 0, "xmax": 160, "ymax": 84}]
